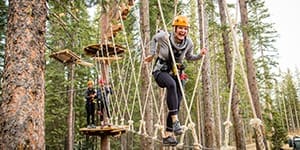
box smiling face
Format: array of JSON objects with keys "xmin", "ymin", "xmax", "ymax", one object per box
[{"xmin": 174, "ymin": 26, "xmax": 189, "ymax": 42}]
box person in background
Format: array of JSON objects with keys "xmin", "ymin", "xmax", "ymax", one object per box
[
  {"xmin": 85, "ymin": 80, "xmax": 97, "ymax": 128},
  {"xmin": 144, "ymin": 15, "xmax": 207, "ymax": 146},
  {"xmin": 96, "ymin": 79, "xmax": 113, "ymax": 127}
]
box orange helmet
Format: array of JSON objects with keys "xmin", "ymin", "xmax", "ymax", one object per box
[
  {"xmin": 87, "ymin": 80, "xmax": 94, "ymax": 86},
  {"xmin": 172, "ymin": 15, "xmax": 189, "ymax": 27}
]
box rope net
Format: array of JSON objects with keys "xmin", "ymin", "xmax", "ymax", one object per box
[{"xmin": 80, "ymin": 0, "xmax": 267, "ymax": 149}]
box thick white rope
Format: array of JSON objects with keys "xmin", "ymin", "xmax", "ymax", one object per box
[
  {"xmin": 221, "ymin": 0, "xmax": 239, "ymax": 147},
  {"xmin": 118, "ymin": 9, "xmax": 150, "ymax": 135},
  {"xmin": 222, "ymin": 0, "xmax": 265, "ymax": 149},
  {"xmin": 157, "ymin": 0, "xmax": 204, "ymax": 148},
  {"xmin": 109, "ymin": 25, "xmax": 131, "ymax": 125}
]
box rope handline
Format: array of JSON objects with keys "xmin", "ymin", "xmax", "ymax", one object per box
[
  {"xmin": 221, "ymin": 0, "xmax": 239, "ymax": 147},
  {"xmin": 157, "ymin": 0, "xmax": 208, "ymax": 148},
  {"xmin": 174, "ymin": 0, "xmax": 178, "ymax": 18},
  {"xmin": 109, "ymin": 25, "xmax": 128, "ymax": 123},
  {"xmin": 103, "ymin": 37, "xmax": 118, "ymax": 123},
  {"xmin": 152, "ymin": 89, "xmax": 166, "ymax": 139},
  {"xmin": 138, "ymin": 25, "xmax": 168, "ymax": 137},
  {"xmin": 118, "ymin": 8, "xmax": 143, "ymax": 117},
  {"xmin": 107, "ymin": 29, "xmax": 121, "ymax": 125},
  {"xmin": 157, "ymin": 0, "xmax": 193, "ymax": 129},
  {"xmin": 118, "ymin": 9, "xmax": 147, "ymax": 134},
  {"xmin": 141, "ymin": 19, "xmax": 166, "ymax": 134},
  {"xmin": 222, "ymin": 0, "xmax": 265, "ymax": 149},
  {"xmin": 178, "ymin": 0, "xmax": 206, "ymax": 148}
]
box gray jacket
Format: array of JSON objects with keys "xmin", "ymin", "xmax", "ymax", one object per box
[{"xmin": 150, "ymin": 31, "xmax": 202, "ymax": 72}]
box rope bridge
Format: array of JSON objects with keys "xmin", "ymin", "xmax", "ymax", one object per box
[{"xmin": 55, "ymin": 0, "xmax": 267, "ymax": 149}]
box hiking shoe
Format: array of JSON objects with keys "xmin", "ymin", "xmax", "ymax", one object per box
[
  {"xmin": 163, "ymin": 136, "xmax": 178, "ymax": 146},
  {"xmin": 91, "ymin": 124, "xmax": 96, "ymax": 128},
  {"xmin": 87, "ymin": 125, "xmax": 92, "ymax": 129},
  {"xmin": 173, "ymin": 120, "xmax": 183, "ymax": 136}
]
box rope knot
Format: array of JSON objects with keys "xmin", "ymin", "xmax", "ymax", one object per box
[
  {"xmin": 115, "ymin": 117, "xmax": 119, "ymax": 125},
  {"xmin": 188, "ymin": 122, "xmax": 195, "ymax": 130},
  {"xmin": 193, "ymin": 143, "xmax": 201, "ymax": 150},
  {"xmin": 249, "ymin": 118, "xmax": 262, "ymax": 128},
  {"xmin": 128, "ymin": 120, "xmax": 133, "ymax": 124},
  {"xmin": 139, "ymin": 120, "xmax": 145, "ymax": 125},
  {"xmin": 128, "ymin": 120, "xmax": 134, "ymax": 132},
  {"xmin": 223, "ymin": 120, "xmax": 233, "ymax": 127},
  {"xmin": 176, "ymin": 143, "xmax": 184, "ymax": 149}
]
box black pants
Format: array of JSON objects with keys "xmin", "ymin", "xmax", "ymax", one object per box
[
  {"xmin": 86, "ymin": 102, "xmax": 95, "ymax": 125},
  {"xmin": 153, "ymin": 71, "xmax": 182, "ymax": 132},
  {"xmin": 98, "ymin": 100, "xmax": 105, "ymax": 121}
]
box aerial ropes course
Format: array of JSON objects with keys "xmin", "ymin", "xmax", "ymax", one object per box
[{"xmin": 49, "ymin": 0, "xmax": 267, "ymax": 149}]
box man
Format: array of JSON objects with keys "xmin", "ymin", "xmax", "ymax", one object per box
[
  {"xmin": 96, "ymin": 79, "xmax": 113, "ymax": 127},
  {"xmin": 145, "ymin": 15, "xmax": 207, "ymax": 146},
  {"xmin": 85, "ymin": 80, "xmax": 97, "ymax": 128}
]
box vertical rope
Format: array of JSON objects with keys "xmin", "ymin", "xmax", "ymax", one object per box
[
  {"xmin": 222, "ymin": 0, "xmax": 265, "ymax": 149},
  {"xmin": 109, "ymin": 25, "xmax": 130, "ymax": 124},
  {"xmin": 174, "ymin": 0, "xmax": 178, "ymax": 17}
]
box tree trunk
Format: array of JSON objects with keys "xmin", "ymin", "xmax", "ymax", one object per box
[
  {"xmin": 140, "ymin": 0, "xmax": 153, "ymax": 149},
  {"xmin": 217, "ymin": 0, "xmax": 246, "ymax": 149},
  {"xmin": 197, "ymin": 0, "xmax": 215, "ymax": 148},
  {"xmin": 0, "ymin": 1, "xmax": 47, "ymax": 149},
  {"xmin": 239, "ymin": 0, "xmax": 262, "ymax": 121},
  {"xmin": 238, "ymin": 0, "xmax": 267, "ymax": 149},
  {"xmin": 67, "ymin": 64, "xmax": 75, "ymax": 150},
  {"xmin": 210, "ymin": 12, "xmax": 222, "ymax": 149}
]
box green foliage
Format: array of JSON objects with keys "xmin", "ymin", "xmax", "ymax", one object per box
[
  {"xmin": 148, "ymin": 0, "xmax": 184, "ymax": 36},
  {"xmin": 46, "ymin": 0, "xmax": 96, "ymax": 148},
  {"xmin": 248, "ymin": 0, "xmax": 281, "ymax": 139},
  {"xmin": 270, "ymin": 111, "xmax": 287, "ymax": 150},
  {"xmin": 281, "ymin": 71, "xmax": 299, "ymax": 130},
  {"xmin": 248, "ymin": 0, "xmax": 279, "ymax": 91},
  {"xmin": 42, "ymin": 0, "xmax": 296, "ymax": 149}
]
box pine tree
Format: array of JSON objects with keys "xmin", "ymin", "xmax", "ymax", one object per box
[
  {"xmin": 247, "ymin": 0, "xmax": 280, "ymax": 142},
  {"xmin": 270, "ymin": 111, "xmax": 287, "ymax": 149},
  {"xmin": 281, "ymin": 71, "xmax": 299, "ymax": 131},
  {"xmin": 45, "ymin": 0, "xmax": 95, "ymax": 148},
  {"xmin": 0, "ymin": 0, "xmax": 47, "ymax": 148}
]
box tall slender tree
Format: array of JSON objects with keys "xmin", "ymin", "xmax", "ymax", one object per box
[
  {"xmin": 45, "ymin": 0, "xmax": 94, "ymax": 148},
  {"xmin": 217, "ymin": 0, "xmax": 246, "ymax": 149},
  {"xmin": 238, "ymin": 0, "xmax": 267, "ymax": 149},
  {"xmin": 282, "ymin": 71, "xmax": 300, "ymax": 131},
  {"xmin": 139, "ymin": 0, "xmax": 153, "ymax": 149},
  {"xmin": 247, "ymin": 0, "xmax": 279, "ymax": 140},
  {"xmin": 197, "ymin": 0, "xmax": 215, "ymax": 148},
  {"xmin": 0, "ymin": 0, "xmax": 47, "ymax": 149}
]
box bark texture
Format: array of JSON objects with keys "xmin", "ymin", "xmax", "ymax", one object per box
[
  {"xmin": 140, "ymin": 0, "xmax": 153, "ymax": 149},
  {"xmin": 197, "ymin": 0, "xmax": 215, "ymax": 148},
  {"xmin": 239, "ymin": 0, "xmax": 267, "ymax": 149},
  {"xmin": 0, "ymin": 0, "xmax": 47, "ymax": 149},
  {"xmin": 217, "ymin": 0, "xmax": 246, "ymax": 149}
]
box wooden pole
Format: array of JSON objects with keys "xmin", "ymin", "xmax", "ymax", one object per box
[
  {"xmin": 67, "ymin": 63, "xmax": 75, "ymax": 150},
  {"xmin": 101, "ymin": 135, "xmax": 110, "ymax": 150}
]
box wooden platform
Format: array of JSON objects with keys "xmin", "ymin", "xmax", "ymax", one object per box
[
  {"xmin": 84, "ymin": 43, "xmax": 126, "ymax": 57},
  {"xmin": 80, "ymin": 125, "xmax": 128, "ymax": 137},
  {"xmin": 50, "ymin": 49, "xmax": 80, "ymax": 64},
  {"xmin": 50, "ymin": 49, "xmax": 93, "ymax": 66}
]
